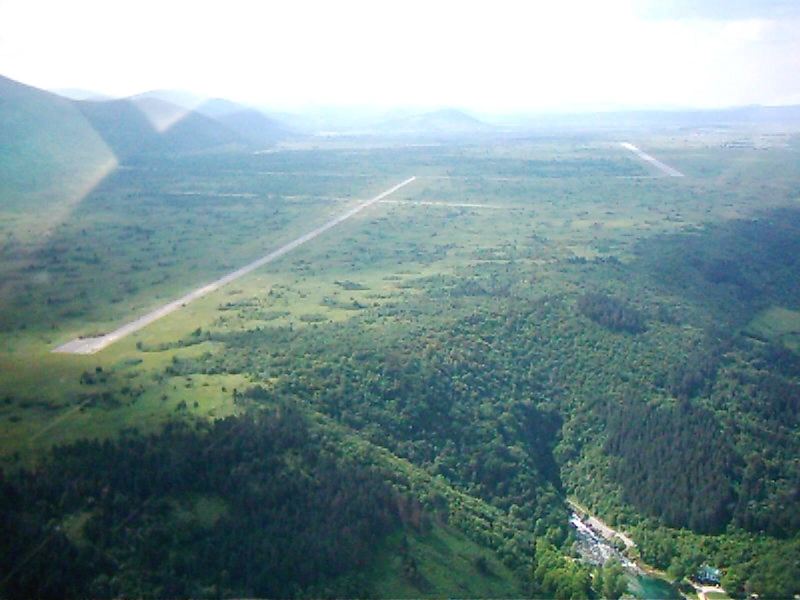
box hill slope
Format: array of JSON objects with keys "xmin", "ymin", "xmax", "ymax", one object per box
[
  {"xmin": 197, "ymin": 98, "xmax": 293, "ymax": 145},
  {"xmin": 76, "ymin": 96, "xmax": 245, "ymax": 159},
  {"xmin": 0, "ymin": 74, "xmax": 117, "ymax": 233}
]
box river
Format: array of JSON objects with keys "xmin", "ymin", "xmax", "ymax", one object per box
[{"xmin": 569, "ymin": 512, "xmax": 681, "ymax": 599}]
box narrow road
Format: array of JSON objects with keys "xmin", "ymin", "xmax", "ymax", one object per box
[
  {"xmin": 620, "ymin": 142, "xmax": 685, "ymax": 177},
  {"xmin": 567, "ymin": 499, "xmax": 636, "ymax": 549},
  {"xmin": 53, "ymin": 176, "xmax": 417, "ymax": 355}
]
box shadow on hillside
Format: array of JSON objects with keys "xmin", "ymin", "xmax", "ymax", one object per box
[{"xmin": 632, "ymin": 205, "xmax": 800, "ymax": 325}]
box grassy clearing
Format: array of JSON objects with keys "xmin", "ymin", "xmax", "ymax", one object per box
[
  {"xmin": 365, "ymin": 525, "xmax": 524, "ymax": 598},
  {"xmin": 745, "ymin": 306, "xmax": 800, "ymax": 348}
]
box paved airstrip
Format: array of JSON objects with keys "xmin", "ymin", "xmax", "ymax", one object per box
[
  {"xmin": 619, "ymin": 142, "xmax": 685, "ymax": 177},
  {"xmin": 53, "ymin": 177, "xmax": 416, "ymax": 354}
]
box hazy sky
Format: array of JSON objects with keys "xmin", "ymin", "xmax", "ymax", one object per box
[{"xmin": 1, "ymin": 0, "xmax": 799, "ymax": 113}]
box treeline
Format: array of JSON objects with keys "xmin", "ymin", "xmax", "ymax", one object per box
[
  {"xmin": 530, "ymin": 538, "xmax": 591, "ymax": 599},
  {"xmin": 0, "ymin": 407, "xmax": 401, "ymax": 598},
  {"xmin": 196, "ymin": 280, "xmax": 799, "ymax": 541},
  {"xmin": 659, "ymin": 334, "xmax": 728, "ymax": 400}
]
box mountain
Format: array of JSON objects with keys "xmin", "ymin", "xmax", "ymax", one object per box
[
  {"xmin": 195, "ymin": 97, "xmax": 246, "ymax": 118},
  {"xmin": 51, "ymin": 87, "xmax": 113, "ymax": 101},
  {"xmin": 196, "ymin": 98, "xmax": 294, "ymax": 144},
  {"xmin": 378, "ymin": 108, "xmax": 494, "ymax": 135},
  {"xmin": 129, "ymin": 89, "xmax": 207, "ymax": 111},
  {"xmin": 500, "ymin": 104, "xmax": 800, "ymax": 132},
  {"xmin": 76, "ymin": 95, "xmax": 245, "ymax": 159},
  {"xmin": 113, "ymin": 92, "xmax": 294, "ymax": 146},
  {"xmin": 0, "ymin": 75, "xmax": 117, "ymax": 229}
]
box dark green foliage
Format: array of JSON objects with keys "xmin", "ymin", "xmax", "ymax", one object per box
[
  {"xmin": 638, "ymin": 208, "xmax": 800, "ymax": 325},
  {"xmin": 758, "ymin": 343, "xmax": 800, "ymax": 378},
  {"xmin": 0, "ymin": 408, "xmax": 400, "ymax": 598},
  {"xmin": 605, "ymin": 400, "xmax": 738, "ymax": 533},
  {"xmin": 734, "ymin": 452, "xmax": 800, "ymax": 537},
  {"xmin": 598, "ymin": 559, "xmax": 628, "ymax": 600},
  {"xmin": 531, "ymin": 538, "xmax": 591, "ymax": 599},
  {"xmin": 577, "ymin": 293, "xmax": 646, "ymax": 334},
  {"xmin": 661, "ymin": 334, "xmax": 728, "ymax": 400},
  {"xmin": 721, "ymin": 540, "xmax": 800, "ymax": 598},
  {"xmin": 214, "ymin": 306, "xmax": 567, "ymax": 526}
]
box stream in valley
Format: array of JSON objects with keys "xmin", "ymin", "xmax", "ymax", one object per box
[{"xmin": 570, "ymin": 512, "xmax": 681, "ymax": 599}]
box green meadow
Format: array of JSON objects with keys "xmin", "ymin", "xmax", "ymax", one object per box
[{"xmin": 3, "ymin": 130, "xmax": 800, "ymax": 597}]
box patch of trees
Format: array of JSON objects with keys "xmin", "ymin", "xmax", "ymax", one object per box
[
  {"xmin": 757, "ymin": 342, "xmax": 800, "ymax": 378},
  {"xmin": 167, "ymin": 256, "xmax": 800, "ymax": 595},
  {"xmin": 632, "ymin": 525, "xmax": 800, "ymax": 599},
  {"xmin": 577, "ymin": 292, "xmax": 646, "ymax": 334},
  {"xmin": 734, "ymin": 453, "xmax": 800, "ymax": 537},
  {"xmin": 663, "ymin": 348, "xmax": 720, "ymax": 399},
  {"xmin": 604, "ymin": 399, "xmax": 738, "ymax": 534},
  {"xmin": 0, "ymin": 407, "xmax": 400, "ymax": 599},
  {"xmin": 531, "ymin": 538, "xmax": 591, "ymax": 599},
  {"xmin": 733, "ymin": 369, "xmax": 800, "ymax": 426},
  {"xmin": 661, "ymin": 334, "xmax": 731, "ymax": 400},
  {"xmin": 593, "ymin": 559, "xmax": 629, "ymax": 600}
]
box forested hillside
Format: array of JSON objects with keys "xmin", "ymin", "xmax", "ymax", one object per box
[
  {"xmin": 157, "ymin": 206, "xmax": 800, "ymax": 596},
  {"xmin": 2, "ymin": 93, "xmax": 800, "ymax": 599}
]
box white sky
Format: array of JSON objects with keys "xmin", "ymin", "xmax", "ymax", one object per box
[{"xmin": 1, "ymin": 0, "xmax": 799, "ymax": 113}]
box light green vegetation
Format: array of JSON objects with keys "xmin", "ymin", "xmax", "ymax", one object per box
[
  {"xmin": 745, "ymin": 306, "xmax": 800, "ymax": 350},
  {"xmin": 2, "ymin": 132, "xmax": 798, "ymax": 468},
  {"xmin": 366, "ymin": 525, "xmax": 524, "ymax": 598},
  {"xmin": 2, "ymin": 127, "xmax": 800, "ymax": 597}
]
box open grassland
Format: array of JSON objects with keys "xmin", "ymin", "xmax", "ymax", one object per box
[
  {"xmin": 3, "ymin": 132, "xmax": 800, "ymax": 464},
  {"xmin": 2, "ymin": 127, "xmax": 800, "ymax": 597}
]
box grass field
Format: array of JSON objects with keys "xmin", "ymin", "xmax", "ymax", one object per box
[
  {"xmin": 3, "ymin": 132, "xmax": 800, "ymax": 464},
  {"xmin": 365, "ymin": 525, "xmax": 524, "ymax": 598},
  {"xmin": 3, "ymin": 125, "xmax": 800, "ymax": 598},
  {"xmin": 745, "ymin": 306, "xmax": 800, "ymax": 350}
]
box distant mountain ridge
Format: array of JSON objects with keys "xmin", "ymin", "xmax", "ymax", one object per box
[
  {"xmin": 0, "ymin": 75, "xmax": 117, "ymax": 222},
  {"xmin": 51, "ymin": 87, "xmax": 113, "ymax": 101},
  {"xmin": 377, "ymin": 108, "xmax": 494, "ymax": 135},
  {"xmin": 1, "ymin": 76, "xmax": 294, "ymax": 171},
  {"xmin": 195, "ymin": 98, "xmax": 295, "ymax": 144},
  {"xmin": 75, "ymin": 96, "xmax": 245, "ymax": 159}
]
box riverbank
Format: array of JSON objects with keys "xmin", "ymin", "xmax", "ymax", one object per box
[
  {"xmin": 566, "ymin": 499, "xmax": 734, "ymax": 600},
  {"xmin": 567, "ymin": 499, "xmax": 689, "ymax": 599},
  {"xmin": 567, "ymin": 498, "xmax": 636, "ymax": 550}
]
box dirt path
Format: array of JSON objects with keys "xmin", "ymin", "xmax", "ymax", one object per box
[
  {"xmin": 53, "ymin": 176, "xmax": 417, "ymax": 355},
  {"xmin": 620, "ymin": 142, "xmax": 685, "ymax": 177}
]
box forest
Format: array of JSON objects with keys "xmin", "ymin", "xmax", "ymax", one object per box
[
  {"xmin": 1, "ymin": 406, "xmax": 402, "ymax": 598},
  {"xmin": 2, "ymin": 126, "xmax": 800, "ymax": 599}
]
